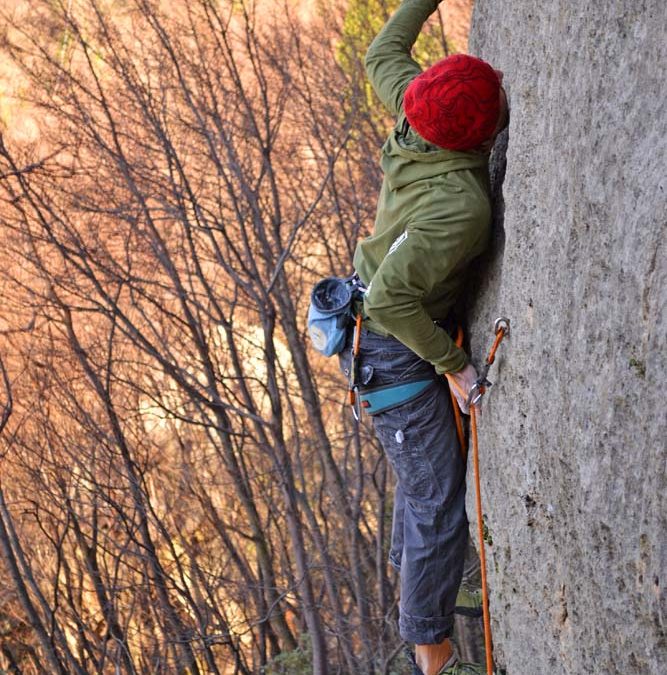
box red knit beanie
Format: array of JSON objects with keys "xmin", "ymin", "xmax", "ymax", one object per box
[{"xmin": 404, "ymin": 54, "xmax": 501, "ymax": 151}]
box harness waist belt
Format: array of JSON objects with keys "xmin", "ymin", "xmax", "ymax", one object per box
[{"xmin": 360, "ymin": 378, "xmax": 435, "ymax": 416}]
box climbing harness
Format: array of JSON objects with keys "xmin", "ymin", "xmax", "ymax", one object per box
[
  {"xmin": 358, "ymin": 378, "xmax": 434, "ymax": 415},
  {"xmin": 350, "ymin": 331, "xmax": 456, "ymax": 420},
  {"xmin": 446, "ymin": 317, "xmax": 510, "ymax": 675},
  {"xmin": 347, "ymin": 299, "xmax": 441, "ymax": 420}
]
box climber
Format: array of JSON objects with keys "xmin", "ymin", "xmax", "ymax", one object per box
[{"xmin": 338, "ymin": 1, "xmax": 509, "ymax": 674}]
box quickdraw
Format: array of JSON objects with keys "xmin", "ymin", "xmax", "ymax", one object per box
[
  {"xmin": 467, "ymin": 317, "xmax": 510, "ymax": 407},
  {"xmin": 447, "ymin": 317, "xmax": 510, "ymax": 675}
]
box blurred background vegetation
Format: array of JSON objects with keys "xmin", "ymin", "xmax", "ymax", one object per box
[{"xmin": 0, "ymin": 1, "xmax": 472, "ymax": 672}]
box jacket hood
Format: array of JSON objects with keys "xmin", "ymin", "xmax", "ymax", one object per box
[{"xmin": 381, "ymin": 115, "xmax": 489, "ymax": 190}]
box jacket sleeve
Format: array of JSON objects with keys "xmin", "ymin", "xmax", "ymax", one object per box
[
  {"xmin": 364, "ymin": 0, "xmax": 441, "ymax": 117},
  {"xmin": 363, "ymin": 217, "xmax": 485, "ymax": 374}
]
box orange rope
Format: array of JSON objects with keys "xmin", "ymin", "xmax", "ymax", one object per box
[
  {"xmin": 352, "ymin": 313, "xmax": 363, "ymax": 355},
  {"xmin": 486, "ymin": 326, "xmax": 506, "ymax": 366},
  {"xmin": 448, "ymin": 321, "xmax": 509, "ymax": 675},
  {"xmin": 475, "ymin": 322, "xmax": 509, "ymax": 675},
  {"xmin": 471, "ymin": 404, "xmax": 493, "ymax": 675},
  {"xmin": 450, "ymin": 326, "xmax": 467, "ymax": 459}
]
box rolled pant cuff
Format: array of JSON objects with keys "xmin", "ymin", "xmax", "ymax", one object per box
[{"xmin": 399, "ymin": 611, "xmax": 454, "ymax": 645}]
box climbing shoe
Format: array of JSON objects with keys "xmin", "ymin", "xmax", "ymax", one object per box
[
  {"xmin": 438, "ymin": 660, "xmax": 486, "ymax": 675},
  {"xmin": 404, "ymin": 647, "xmax": 487, "ymax": 675},
  {"xmin": 454, "ymin": 585, "xmax": 483, "ymax": 617}
]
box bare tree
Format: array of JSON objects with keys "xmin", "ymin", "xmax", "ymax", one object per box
[{"xmin": 0, "ymin": 0, "xmax": 404, "ymax": 672}]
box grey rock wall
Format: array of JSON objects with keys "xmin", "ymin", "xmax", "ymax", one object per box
[{"xmin": 466, "ymin": 2, "xmax": 666, "ymax": 673}]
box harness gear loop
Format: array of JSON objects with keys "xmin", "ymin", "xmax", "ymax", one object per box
[{"xmin": 348, "ymin": 313, "xmax": 364, "ymax": 421}]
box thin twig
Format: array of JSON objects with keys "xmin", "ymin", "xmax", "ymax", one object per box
[
  {"xmin": 0, "ymin": 355, "xmax": 12, "ymax": 435},
  {"xmin": 437, "ymin": 6, "xmax": 450, "ymax": 56}
]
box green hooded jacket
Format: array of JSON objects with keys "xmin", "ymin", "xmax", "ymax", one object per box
[{"xmin": 354, "ymin": 0, "xmax": 492, "ymax": 374}]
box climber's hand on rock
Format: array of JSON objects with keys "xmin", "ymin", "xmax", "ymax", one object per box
[{"xmin": 446, "ymin": 363, "xmax": 478, "ymax": 415}]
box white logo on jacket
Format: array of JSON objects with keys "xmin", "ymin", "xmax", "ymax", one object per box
[{"xmin": 387, "ymin": 231, "xmax": 408, "ymax": 255}]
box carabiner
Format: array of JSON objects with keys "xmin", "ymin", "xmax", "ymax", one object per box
[
  {"xmin": 351, "ymin": 386, "xmax": 362, "ymax": 421},
  {"xmin": 467, "ymin": 382, "xmax": 484, "ymax": 407},
  {"xmin": 494, "ymin": 317, "xmax": 510, "ymax": 337},
  {"xmin": 467, "ymin": 377, "xmax": 492, "ymax": 407}
]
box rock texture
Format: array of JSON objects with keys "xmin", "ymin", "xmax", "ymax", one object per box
[{"xmin": 466, "ymin": 2, "xmax": 666, "ymax": 673}]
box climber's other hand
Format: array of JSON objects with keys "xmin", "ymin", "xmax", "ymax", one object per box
[{"xmin": 446, "ymin": 363, "xmax": 478, "ymax": 415}]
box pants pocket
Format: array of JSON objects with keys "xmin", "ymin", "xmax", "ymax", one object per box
[{"xmin": 372, "ymin": 405, "xmax": 440, "ymax": 506}]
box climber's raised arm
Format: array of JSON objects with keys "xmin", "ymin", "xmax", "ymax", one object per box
[{"xmin": 364, "ymin": 0, "xmax": 442, "ymax": 117}]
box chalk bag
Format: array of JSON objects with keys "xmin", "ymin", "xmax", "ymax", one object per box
[{"xmin": 307, "ymin": 277, "xmax": 355, "ymax": 357}]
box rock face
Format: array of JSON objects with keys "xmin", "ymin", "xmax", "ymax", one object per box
[{"xmin": 466, "ymin": 2, "xmax": 666, "ymax": 673}]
